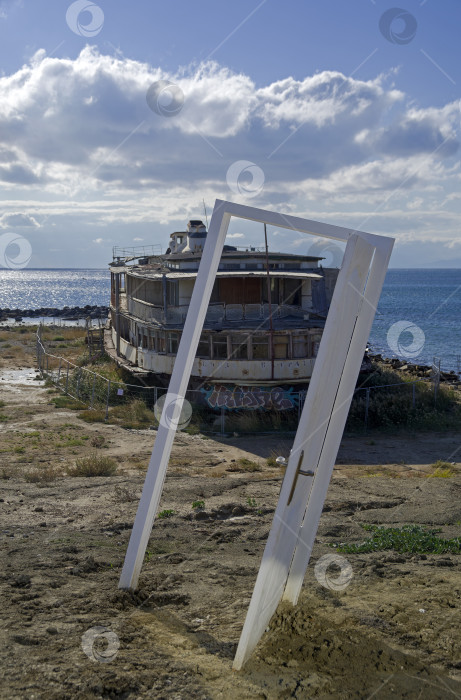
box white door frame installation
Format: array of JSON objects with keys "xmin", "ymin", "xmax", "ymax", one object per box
[{"xmin": 118, "ymin": 199, "xmax": 394, "ymax": 669}]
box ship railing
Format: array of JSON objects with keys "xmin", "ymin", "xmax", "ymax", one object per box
[
  {"xmin": 112, "ymin": 244, "xmax": 162, "ymax": 262},
  {"xmin": 126, "ymin": 298, "xmax": 307, "ymax": 325}
]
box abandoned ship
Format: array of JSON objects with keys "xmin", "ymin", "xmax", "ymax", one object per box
[{"xmin": 106, "ymin": 220, "xmax": 340, "ymax": 410}]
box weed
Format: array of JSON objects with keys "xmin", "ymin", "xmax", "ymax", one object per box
[
  {"xmin": 68, "ymin": 453, "xmax": 117, "ymax": 477},
  {"xmin": 429, "ymin": 467, "xmax": 455, "ymax": 478},
  {"xmin": 52, "ymin": 396, "xmax": 86, "ymax": 410},
  {"xmin": 333, "ymin": 524, "xmax": 461, "ymax": 554},
  {"xmin": 13, "ymin": 446, "xmax": 25, "ymax": 454},
  {"xmin": 24, "ymin": 466, "xmax": 59, "ymax": 483},
  {"xmin": 192, "ymin": 500, "xmax": 205, "ymax": 509},
  {"xmin": 0, "ymin": 414, "xmax": 9, "ymax": 422},
  {"xmin": 158, "ymin": 509, "xmax": 175, "ymax": 519},
  {"xmin": 227, "ymin": 458, "xmax": 261, "ymax": 473},
  {"xmin": 53, "ymin": 336, "xmax": 66, "ymax": 341},
  {"xmin": 1, "ymin": 465, "xmax": 17, "ymax": 480},
  {"xmin": 79, "ymin": 409, "xmax": 106, "ymax": 423},
  {"xmin": 247, "ymin": 497, "xmax": 257, "ymax": 508},
  {"xmin": 90, "ymin": 435, "xmax": 106, "ymax": 448},
  {"xmin": 428, "ymin": 460, "xmax": 458, "ymax": 478}
]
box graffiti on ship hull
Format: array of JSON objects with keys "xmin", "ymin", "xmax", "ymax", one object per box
[{"xmin": 201, "ymin": 384, "xmax": 298, "ymax": 410}]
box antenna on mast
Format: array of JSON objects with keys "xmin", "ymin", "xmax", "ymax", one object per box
[{"xmin": 202, "ymin": 199, "xmax": 209, "ymax": 229}]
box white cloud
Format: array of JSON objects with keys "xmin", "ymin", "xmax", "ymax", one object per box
[
  {"xmin": 0, "ymin": 48, "xmax": 459, "ymax": 264},
  {"xmin": 227, "ymin": 233, "xmax": 244, "ymax": 239},
  {"xmin": 0, "ymin": 212, "xmax": 40, "ymax": 228}
]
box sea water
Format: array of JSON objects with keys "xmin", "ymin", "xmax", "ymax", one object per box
[{"xmin": 0, "ymin": 267, "xmax": 460, "ymax": 372}]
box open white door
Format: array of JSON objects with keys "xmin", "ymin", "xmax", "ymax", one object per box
[{"xmin": 118, "ymin": 199, "xmax": 394, "ymax": 669}]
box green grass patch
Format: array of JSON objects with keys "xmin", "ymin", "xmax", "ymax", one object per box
[
  {"xmin": 0, "ymin": 413, "xmax": 8, "ymax": 422},
  {"xmin": 51, "ymin": 396, "xmax": 87, "ymax": 410},
  {"xmin": 346, "ymin": 364, "xmax": 461, "ymax": 433},
  {"xmin": 78, "ymin": 409, "xmax": 106, "ymax": 423},
  {"xmin": 192, "ymin": 500, "xmax": 205, "ymax": 509},
  {"xmin": 158, "ymin": 509, "xmax": 175, "ymax": 519},
  {"xmin": 332, "ymin": 524, "xmax": 461, "ymax": 555}
]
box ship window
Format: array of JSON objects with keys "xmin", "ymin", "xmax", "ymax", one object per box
[
  {"xmin": 231, "ymin": 334, "xmax": 248, "ymax": 360},
  {"xmin": 167, "ymin": 332, "xmax": 180, "ymax": 354},
  {"xmin": 167, "ymin": 280, "xmax": 178, "ymax": 306},
  {"xmin": 252, "ymin": 335, "xmax": 268, "ymax": 359},
  {"xmin": 156, "ymin": 332, "xmax": 166, "ymax": 353},
  {"xmin": 310, "ymin": 333, "xmax": 322, "ymax": 358},
  {"xmin": 213, "ymin": 335, "xmax": 228, "ymax": 359},
  {"xmin": 283, "ymin": 278, "xmax": 302, "ymax": 306},
  {"xmin": 293, "ymin": 334, "xmax": 308, "ymax": 358},
  {"xmin": 273, "ymin": 335, "xmax": 289, "ymax": 359},
  {"xmin": 196, "ymin": 336, "xmax": 210, "ymax": 358}
]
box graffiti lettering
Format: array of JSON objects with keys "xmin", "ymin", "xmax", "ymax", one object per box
[{"xmin": 201, "ymin": 384, "xmax": 298, "ymax": 411}]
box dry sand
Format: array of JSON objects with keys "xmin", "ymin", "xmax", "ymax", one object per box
[{"xmin": 1, "ymin": 328, "xmax": 460, "ymax": 699}]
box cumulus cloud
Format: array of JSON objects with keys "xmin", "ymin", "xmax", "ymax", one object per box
[
  {"xmin": 0, "ymin": 47, "xmax": 460, "ymax": 261},
  {"xmin": 0, "ymin": 47, "xmax": 458, "ymax": 196},
  {"xmin": 0, "ymin": 212, "xmax": 40, "ymax": 228}
]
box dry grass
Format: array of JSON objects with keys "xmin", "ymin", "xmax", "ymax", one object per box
[
  {"xmin": 68, "ymin": 453, "xmax": 117, "ymax": 477},
  {"xmin": 428, "ymin": 460, "xmax": 458, "ymax": 478},
  {"xmin": 226, "ymin": 457, "xmax": 262, "ymax": 473},
  {"xmin": 24, "ymin": 466, "xmax": 60, "ymax": 483}
]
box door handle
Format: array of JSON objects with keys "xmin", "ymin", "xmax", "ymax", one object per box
[{"xmin": 287, "ymin": 450, "xmax": 315, "ymax": 506}]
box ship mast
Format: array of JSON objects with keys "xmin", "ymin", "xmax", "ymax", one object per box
[
  {"xmin": 202, "ymin": 199, "xmax": 209, "ymax": 229},
  {"xmin": 264, "ymin": 223, "xmax": 275, "ymax": 381}
]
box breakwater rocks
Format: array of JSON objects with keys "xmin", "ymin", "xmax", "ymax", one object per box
[
  {"xmin": 370, "ymin": 353, "xmax": 460, "ymax": 385},
  {"xmin": 0, "ymin": 305, "xmax": 109, "ymax": 322}
]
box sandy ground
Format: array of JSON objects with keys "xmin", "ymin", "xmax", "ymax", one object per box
[{"xmin": 1, "ymin": 329, "xmax": 461, "ymax": 699}]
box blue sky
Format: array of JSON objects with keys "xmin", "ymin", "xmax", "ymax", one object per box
[{"xmin": 0, "ymin": 0, "xmax": 460, "ymax": 267}]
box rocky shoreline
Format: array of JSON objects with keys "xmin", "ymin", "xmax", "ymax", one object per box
[
  {"xmin": 370, "ymin": 352, "xmax": 460, "ymax": 385},
  {"xmin": 0, "ymin": 305, "xmax": 109, "ymax": 322}
]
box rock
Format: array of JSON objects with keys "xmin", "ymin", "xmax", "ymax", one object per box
[{"xmin": 11, "ymin": 574, "xmax": 31, "ymax": 588}]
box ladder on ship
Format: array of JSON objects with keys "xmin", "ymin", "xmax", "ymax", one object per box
[{"xmin": 86, "ymin": 319, "xmax": 104, "ymax": 359}]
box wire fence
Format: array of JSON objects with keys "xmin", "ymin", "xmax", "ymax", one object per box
[{"xmin": 36, "ymin": 326, "xmax": 456, "ymax": 434}]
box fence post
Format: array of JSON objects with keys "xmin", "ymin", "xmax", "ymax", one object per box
[
  {"xmin": 46, "ymin": 353, "xmax": 49, "ymax": 376},
  {"xmin": 105, "ymin": 380, "xmax": 111, "ymax": 420},
  {"xmin": 65, "ymin": 362, "xmax": 70, "ymax": 393},
  {"xmin": 76, "ymin": 369, "xmax": 81, "ymax": 398},
  {"xmin": 57, "ymin": 358, "xmax": 62, "ymax": 384},
  {"xmin": 364, "ymin": 388, "xmax": 370, "ymax": 431},
  {"xmin": 91, "ymin": 373, "xmax": 96, "ymax": 408}
]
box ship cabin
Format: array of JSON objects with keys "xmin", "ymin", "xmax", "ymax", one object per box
[{"xmin": 108, "ymin": 220, "xmax": 339, "ymax": 388}]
